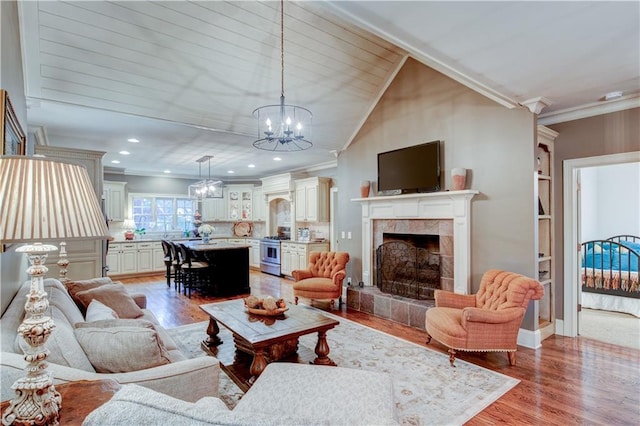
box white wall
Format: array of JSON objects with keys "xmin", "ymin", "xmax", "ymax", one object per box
[{"xmin": 580, "ymin": 162, "xmax": 640, "ymax": 241}]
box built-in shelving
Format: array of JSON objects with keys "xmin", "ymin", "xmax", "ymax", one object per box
[{"xmin": 536, "ymin": 125, "xmax": 558, "ymax": 340}]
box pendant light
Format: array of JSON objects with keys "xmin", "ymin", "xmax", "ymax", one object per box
[
  {"xmin": 188, "ymin": 155, "xmax": 222, "ymax": 199},
  {"xmin": 253, "ymin": 0, "xmax": 312, "ymax": 152}
]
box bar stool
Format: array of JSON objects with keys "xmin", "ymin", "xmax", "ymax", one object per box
[
  {"xmin": 178, "ymin": 243, "xmax": 209, "ymax": 298},
  {"xmin": 169, "ymin": 241, "xmax": 183, "ymax": 293},
  {"xmin": 160, "ymin": 240, "xmax": 174, "ymax": 287}
]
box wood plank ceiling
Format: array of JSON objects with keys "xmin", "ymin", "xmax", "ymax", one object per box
[{"xmin": 21, "ymin": 1, "xmax": 406, "ymax": 178}]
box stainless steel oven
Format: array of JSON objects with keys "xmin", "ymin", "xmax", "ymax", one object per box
[{"xmin": 260, "ymin": 238, "xmax": 282, "ymax": 276}]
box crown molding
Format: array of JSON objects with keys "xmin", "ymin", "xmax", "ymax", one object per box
[
  {"xmin": 521, "ymin": 97, "xmax": 553, "ymax": 114},
  {"xmin": 539, "ymin": 94, "xmax": 640, "ymax": 125}
]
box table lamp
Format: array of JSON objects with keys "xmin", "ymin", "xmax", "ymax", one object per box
[{"xmin": 0, "ymin": 156, "xmax": 110, "ymax": 425}]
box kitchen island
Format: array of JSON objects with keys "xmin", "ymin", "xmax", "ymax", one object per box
[{"xmin": 182, "ymin": 240, "xmax": 251, "ymax": 296}]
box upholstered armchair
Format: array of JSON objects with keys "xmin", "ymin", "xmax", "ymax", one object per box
[
  {"xmin": 425, "ymin": 269, "xmax": 544, "ymax": 367},
  {"xmin": 292, "ymin": 251, "xmax": 350, "ymax": 310}
]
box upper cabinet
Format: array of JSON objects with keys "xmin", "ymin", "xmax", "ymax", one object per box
[
  {"xmin": 252, "ymin": 187, "xmax": 266, "ymax": 221},
  {"xmin": 201, "ymin": 185, "xmax": 266, "ymax": 222},
  {"xmin": 227, "ymin": 185, "xmax": 254, "ymax": 221},
  {"xmin": 104, "ymin": 181, "xmax": 127, "ymax": 222},
  {"xmin": 201, "ymin": 188, "xmax": 227, "ymax": 221},
  {"xmin": 295, "ymin": 177, "xmax": 330, "ymax": 222}
]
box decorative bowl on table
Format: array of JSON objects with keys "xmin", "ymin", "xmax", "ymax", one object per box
[{"xmin": 244, "ymin": 295, "xmax": 288, "ymax": 316}]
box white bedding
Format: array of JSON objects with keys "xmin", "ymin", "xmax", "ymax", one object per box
[{"xmin": 582, "ymin": 292, "xmax": 640, "ymax": 318}]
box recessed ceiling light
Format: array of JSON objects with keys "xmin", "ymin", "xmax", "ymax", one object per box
[
  {"xmin": 604, "ymin": 91, "xmax": 623, "ymax": 101},
  {"xmin": 119, "ymin": 150, "xmax": 130, "ymax": 155},
  {"xmin": 227, "ymin": 170, "xmax": 235, "ymax": 174},
  {"xmin": 163, "ymin": 170, "xmax": 171, "ymax": 174},
  {"xmin": 248, "ymin": 164, "xmax": 256, "ymax": 168},
  {"xmin": 273, "ymin": 157, "xmax": 281, "ymax": 161},
  {"xmin": 127, "ymin": 138, "xmax": 139, "ymax": 143},
  {"xmin": 111, "ymin": 160, "xmax": 120, "ymax": 164}
]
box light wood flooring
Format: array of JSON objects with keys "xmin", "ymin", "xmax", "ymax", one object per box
[{"xmin": 120, "ymin": 271, "xmax": 640, "ymax": 425}]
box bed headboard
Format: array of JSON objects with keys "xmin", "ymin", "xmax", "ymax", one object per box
[{"xmin": 607, "ymin": 235, "xmax": 640, "ymax": 244}]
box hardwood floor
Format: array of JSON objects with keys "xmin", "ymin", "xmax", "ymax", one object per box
[{"xmin": 121, "ymin": 272, "xmax": 640, "ymax": 425}]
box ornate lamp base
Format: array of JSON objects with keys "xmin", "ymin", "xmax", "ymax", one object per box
[
  {"xmin": 2, "ymin": 377, "xmax": 61, "ymax": 426},
  {"xmin": 2, "ymin": 243, "xmax": 61, "ymax": 426}
]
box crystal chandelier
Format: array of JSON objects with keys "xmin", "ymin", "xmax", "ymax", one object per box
[
  {"xmin": 188, "ymin": 155, "xmax": 222, "ymax": 199},
  {"xmin": 253, "ymin": 0, "xmax": 312, "ymax": 152}
]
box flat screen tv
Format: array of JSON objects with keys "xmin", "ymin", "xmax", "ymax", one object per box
[{"xmin": 377, "ymin": 141, "xmax": 441, "ymax": 194}]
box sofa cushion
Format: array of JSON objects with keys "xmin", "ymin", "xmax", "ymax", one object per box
[
  {"xmin": 66, "ymin": 277, "xmax": 114, "ymax": 314},
  {"xmin": 85, "ymin": 299, "xmax": 119, "ymax": 322},
  {"xmin": 74, "ymin": 283, "xmax": 144, "ymax": 319},
  {"xmin": 16, "ymin": 305, "xmax": 96, "ymax": 373},
  {"xmin": 45, "ymin": 279, "xmax": 86, "ymax": 326},
  {"xmin": 75, "ymin": 319, "xmax": 171, "ymax": 373}
]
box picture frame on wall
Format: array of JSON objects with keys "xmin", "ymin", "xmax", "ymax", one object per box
[{"xmin": 1, "ymin": 89, "xmax": 26, "ymax": 156}]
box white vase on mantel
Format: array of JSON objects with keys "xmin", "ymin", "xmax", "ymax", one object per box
[{"xmin": 451, "ymin": 168, "xmax": 467, "ymax": 190}]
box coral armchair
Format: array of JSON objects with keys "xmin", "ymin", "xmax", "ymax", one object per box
[
  {"xmin": 292, "ymin": 251, "xmax": 350, "ymax": 310},
  {"xmin": 425, "ymin": 269, "xmax": 544, "ymax": 366}
]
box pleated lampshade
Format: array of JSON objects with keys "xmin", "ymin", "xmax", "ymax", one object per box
[{"xmin": 0, "ymin": 156, "xmax": 109, "ymax": 243}]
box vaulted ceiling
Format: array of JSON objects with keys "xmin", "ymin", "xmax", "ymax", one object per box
[{"xmin": 17, "ymin": 1, "xmax": 640, "ymax": 180}]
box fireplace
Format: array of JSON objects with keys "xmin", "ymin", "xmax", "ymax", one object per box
[
  {"xmin": 376, "ymin": 233, "xmax": 440, "ymax": 299},
  {"xmin": 355, "ymin": 190, "xmax": 478, "ymax": 294}
]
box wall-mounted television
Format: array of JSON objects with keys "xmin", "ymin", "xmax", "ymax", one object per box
[{"xmin": 377, "ymin": 140, "xmax": 441, "ymax": 194}]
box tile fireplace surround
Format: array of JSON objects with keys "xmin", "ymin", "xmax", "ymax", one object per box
[{"xmin": 349, "ymin": 190, "xmax": 478, "ymax": 329}]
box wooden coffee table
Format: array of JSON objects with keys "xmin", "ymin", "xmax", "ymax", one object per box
[{"xmin": 200, "ymin": 299, "xmax": 339, "ymax": 391}]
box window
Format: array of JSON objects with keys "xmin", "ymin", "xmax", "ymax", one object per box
[{"xmin": 131, "ymin": 195, "xmax": 195, "ymax": 233}]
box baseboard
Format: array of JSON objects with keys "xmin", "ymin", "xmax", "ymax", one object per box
[
  {"xmin": 555, "ymin": 319, "xmax": 566, "ymax": 336},
  {"xmin": 517, "ymin": 327, "xmax": 542, "ymax": 349}
]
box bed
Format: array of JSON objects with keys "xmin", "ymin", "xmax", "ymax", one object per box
[{"xmin": 581, "ymin": 235, "xmax": 640, "ymax": 317}]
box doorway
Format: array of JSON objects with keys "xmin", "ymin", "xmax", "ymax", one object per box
[{"xmin": 562, "ymin": 151, "xmax": 640, "ymax": 338}]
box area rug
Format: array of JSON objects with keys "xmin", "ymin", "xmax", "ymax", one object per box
[{"xmin": 166, "ymin": 313, "xmax": 519, "ymax": 425}]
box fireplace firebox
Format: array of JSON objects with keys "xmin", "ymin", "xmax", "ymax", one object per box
[{"xmin": 375, "ymin": 233, "xmax": 440, "ymax": 300}]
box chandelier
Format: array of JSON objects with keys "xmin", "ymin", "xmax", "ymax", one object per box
[
  {"xmin": 188, "ymin": 155, "xmax": 222, "ymax": 199},
  {"xmin": 253, "ymin": 0, "xmax": 312, "ymax": 152}
]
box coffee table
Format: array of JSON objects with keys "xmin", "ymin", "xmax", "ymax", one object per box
[{"xmin": 200, "ymin": 299, "xmax": 339, "ymax": 391}]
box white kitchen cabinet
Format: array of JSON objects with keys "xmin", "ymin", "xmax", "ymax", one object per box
[
  {"xmin": 227, "ymin": 185, "xmax": 254, "ymax": 221},
  {"xmin": 201, "ymin": 191, "xmax": 227, "ymax": 221},
  {"xmin": 281, "ymin": 241, "xmax": 329, "ymax": 277},
  {"xmin": 294, "ymin": 177, "xmax": 330, "ymax": 222},
  {"xmin": 106, "ymin": 245, "xmax": 121, "ymax": 275},
  {"xmin": 119, "ymin": 243, "xmax": 138, "ymax": 275},
  {"xmin": 104, "ymin": 181, "xmax": 127, "ymax": 222},
  {"xmin": 252, "ymin": 187, "xmax": 266, "ymax": 221},
  {"xmin": 250, "ymin": 239, "xmax": 261, "ymax": 269},
  {"xmin": 136, "ymin": 242, "xmax": 155, "ymax": 272},
  {"xmin": 281, "ymin": 242, "xmax": 294, "ymax": 276},
  {"xmin": 152, "ymin": 242, "xmax": 166, "ymax": 271},
  {"xmin": 106, "ymin": 241, "xmax": 165, "ymax": 276}
]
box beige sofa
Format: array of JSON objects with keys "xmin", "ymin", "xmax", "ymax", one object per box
[{"xmin": 0, "ymin": 278, "xmax": 219, "ymax": 402}]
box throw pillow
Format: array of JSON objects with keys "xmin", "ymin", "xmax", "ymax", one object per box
[
  {"xmin": 74, "ymin": 321, "xmax": 171, "ymax": 373},
  {"xmin": 85, "ymin": 299, "xmax": 119, "ymax": 322},
  {"xmin": 66, "ymin": 277, "xmax": 113, "ymax": 314},
  {"xmin": 74, "ymin": 283, "xmax": 144, "ymax": 319}
]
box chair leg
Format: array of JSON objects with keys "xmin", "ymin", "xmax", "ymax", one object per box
[
  {"xmin": 448, "ymin": 348, "xmax": 457, "ymax": 367},
  {"xmin": 508, "ymin": 351, "xmax": 517, "ymax": 366},
  {"xmin": 165, "ymin": 264, "xmax": 171, "ymax": 287}
]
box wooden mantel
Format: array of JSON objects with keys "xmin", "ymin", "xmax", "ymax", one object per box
[{"xmin": 353, "ymin": 190, "xmax": 479, "ymax": 294}]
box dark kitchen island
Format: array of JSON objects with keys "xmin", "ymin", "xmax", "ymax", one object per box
[{"xmin": 183, "ymin": 240, "xmax": 250, "ymax": 296}]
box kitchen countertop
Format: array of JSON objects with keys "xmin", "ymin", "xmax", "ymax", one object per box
[
  {"xmin": 184, "ymin": 240, "xmax": 251, "ymax": 250},
  {"xmin": 109, "ymin": 237, "xmax": 327, "ymax": 244}
]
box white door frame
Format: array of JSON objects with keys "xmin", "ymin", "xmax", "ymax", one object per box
[{"xmin": 562, "ymin": 151, "xmax": 640, "ymax": 337}]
